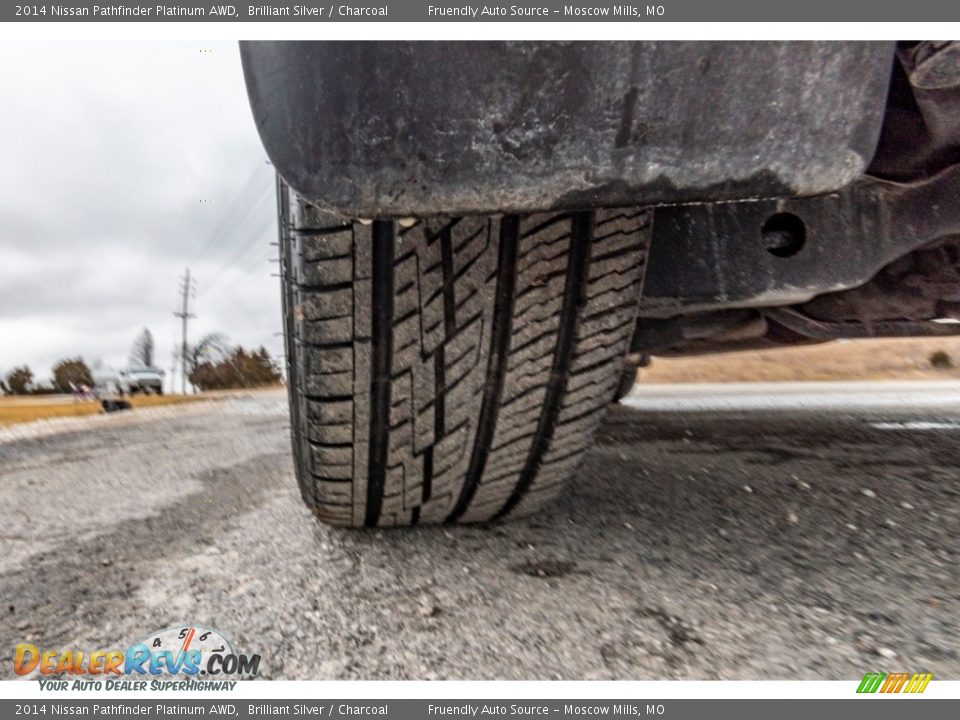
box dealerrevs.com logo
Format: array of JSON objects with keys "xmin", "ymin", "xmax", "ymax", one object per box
[
  {"xmin": 14, "ymin": 625, "xmax": 260, "ymax": 690},
  {"xmin": 857, "ymin": 672, "xmax": 933, "ymax": 694}
]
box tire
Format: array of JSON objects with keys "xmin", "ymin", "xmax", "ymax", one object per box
[
  {"xmin": 612, "ymin": 367, "xmax": 637, "ymax": 403},
  {"xmin": 611, "ymin": 353, "xmax": 649, "ymax": 402},
  {"xmin": 278, "ymin": 179, "xmax": 651, "ymax": 527}
]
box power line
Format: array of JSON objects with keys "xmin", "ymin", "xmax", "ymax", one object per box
[
  {"xmin": 195, "ymin": 213, "xmax": 276, "ymax": 304},
  {"xmin": 194, "ymin": 187, "xmax": 273, "ymax": 283},
  {"xmin": 192, "ymin": 193, "xmax": 274, "ymax": 303},
  {"xmin": 192, "ymin": 164, "xmax": 274, "ymax": 284}
]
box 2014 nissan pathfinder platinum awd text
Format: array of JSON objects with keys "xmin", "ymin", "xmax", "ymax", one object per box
[{"xmin": 240, "ymin": 41, "xmax": 960, "ymax": 527}]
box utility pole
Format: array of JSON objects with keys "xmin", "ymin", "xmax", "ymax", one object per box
[{"xmin": 173, "ymin": 268, "xmax": 196, "ymax": 394}]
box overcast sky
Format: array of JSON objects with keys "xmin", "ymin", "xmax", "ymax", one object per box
[{"xmin": 0, "ymin": 42, "xmax": 280, "ymax": 388}]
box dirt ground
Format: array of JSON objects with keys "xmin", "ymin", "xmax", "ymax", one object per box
[
  {"xmin": 1, "ymin": 386, "xmax": 957, "ymax": 680},
  {"xmin": 640, "ymin": 336, "xmax": 960, "ymax": 384}
]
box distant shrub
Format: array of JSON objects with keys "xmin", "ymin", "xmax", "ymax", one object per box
[
  {"xmin": 4, "ymin": 366, "xmax": 33, "ymax": 395},
  {"xmin": 930, "ymin": 350, "xmax": 953, "ymax": 369},
  {"xmin": 188, "ymin": 346, "xmax": 282, "ymax": 391},
  {"xmin": 52, "ymin": 357, "xmax": 93, "ymax": 393}
]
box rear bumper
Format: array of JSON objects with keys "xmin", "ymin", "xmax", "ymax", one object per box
[{"xmin": 241, "ymin": 41, "xmax": 894, "ymax": 218}]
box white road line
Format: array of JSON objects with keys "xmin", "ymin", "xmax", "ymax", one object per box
[
  {"xmin": 870, "ymin": 421, "xmax": 960, "ymax": 430},
  {"xmin": 621, "ymin": 380, "xmax": 960, "ymax": 413}
]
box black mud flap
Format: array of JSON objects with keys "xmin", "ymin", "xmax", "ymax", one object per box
[{"xmin": 241, "ymin": 41, "xmax": 894, "ymax": 217}]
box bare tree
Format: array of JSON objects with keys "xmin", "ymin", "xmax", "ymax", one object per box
[
  {"xmin": 130, "ymin": 328, "xmax": 155, "ymax": 368},
  {"xmin": 186, "ymin": 333, "xmax": 230, "ymax": 391}
]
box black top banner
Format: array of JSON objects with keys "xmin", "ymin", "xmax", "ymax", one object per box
[{"xmin": 6, "ymin": 0, "xmax": 960, "ymax": 22}]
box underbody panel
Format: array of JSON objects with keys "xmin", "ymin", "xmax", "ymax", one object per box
[{"xmin": 243, "ymin": 40, "xmax": 960, "ymax": 356}]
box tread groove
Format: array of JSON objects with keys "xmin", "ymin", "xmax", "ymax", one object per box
[
  {"xmin": 441, "ymin": 225, "xmax": 457, "ymax": 335},
  {"xmin": 445, "ymin": 216, "xmax": 519, "ymax": 523},
  {"xmin": 364, "ymin": 220, "xmax": 395, "ymax": 527},
  {"xmin": 494, "ymin": 211, "xmax": 593, "ymax": 520},
  {"xmin": 423, "ymin": 224, "xmax": 456, "ymax": 508}
]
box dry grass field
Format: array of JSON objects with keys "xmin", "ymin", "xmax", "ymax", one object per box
[
  {"xmin": 0, "ymin": 394, "xmax": 206, "ymax": 427},
  {"xmin": 640, "ymin": 336, "xmax": 960, "ymax": 383}
]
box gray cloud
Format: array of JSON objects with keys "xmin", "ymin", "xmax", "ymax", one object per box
[{"xmin": 0, "ymin": 42, "xmax": 283, "ymax": 385}]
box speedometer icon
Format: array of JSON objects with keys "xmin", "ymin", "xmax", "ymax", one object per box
[{"xmin": 137, "ymin": 624, "xmax": 234, "ymax": 671}]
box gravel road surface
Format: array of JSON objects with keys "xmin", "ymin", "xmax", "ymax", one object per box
[{"xmin": 1, "ymin": 384, "xmax": 957, "ymax": 680}]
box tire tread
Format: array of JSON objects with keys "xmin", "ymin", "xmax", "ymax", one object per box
[{"xmin": 280, "ymin": 180, "xmax": 650, "ymax": 526}]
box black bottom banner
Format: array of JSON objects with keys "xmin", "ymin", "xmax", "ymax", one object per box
[{"xmin": 4, "ymin": 699, "xmax": 958, "ymax": 720}]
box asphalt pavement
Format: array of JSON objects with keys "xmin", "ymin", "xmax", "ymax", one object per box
[{"xmin": 1, "ymin": 384, "xmax": 957, "ymax": 680}]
